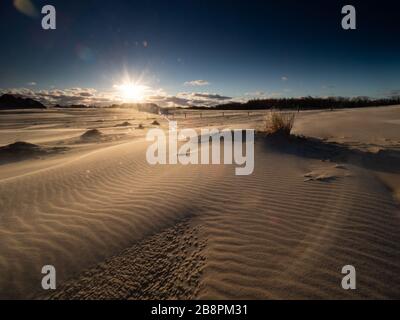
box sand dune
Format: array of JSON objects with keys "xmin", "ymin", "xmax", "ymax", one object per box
[
  {"xmin": 0, "ymin": 137, "xmax": 228, "ymax": 299},
  {"xmin": 0, "ymin": 106, "xmax": 400, "ymax": 299}
]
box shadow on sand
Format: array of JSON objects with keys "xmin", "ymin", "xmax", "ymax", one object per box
[{"xmin": 257, "ymin": 133, "xmax": 400, "ymax": 174}]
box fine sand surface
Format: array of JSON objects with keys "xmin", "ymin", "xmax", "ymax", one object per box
[{"xmin": 0, "ymin": 106, "xmax": 400, "ymax": 299}]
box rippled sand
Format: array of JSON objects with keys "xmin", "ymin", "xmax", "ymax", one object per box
[{"xmin": 1, "ymin": 106, "xmax": 400, "ymax": 299}]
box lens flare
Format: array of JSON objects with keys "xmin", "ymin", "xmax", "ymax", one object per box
[{"xmin": 13, "ymin": 0, "xmax": 39, "ymax": 18}]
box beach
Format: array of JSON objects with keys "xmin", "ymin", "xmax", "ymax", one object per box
[{"xmin": 0, "ymin": 106, "xmax": 400, "ymax": 299}]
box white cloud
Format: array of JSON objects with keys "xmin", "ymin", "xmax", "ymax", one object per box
[
  {"xmin": 243, "ymin": 91, "xmax": 283, "ymax": 99},
  {"xmin": 0, "ymin": 87, "xmax": 118, "ymax": 106},
  {"xmin": 245, "ymin": 91, "xmax": 267, "ymax": 97},
  {"xmin": 148, "ymin": 92, "xmax": 232, "ymax": 108},
  {"xmin": 322, "ymin": 85, "xmax": 336, "ymax": 89},
  {"xmin": 27, "ymin": 82, "xmax": 37, "ymax": 86},
  {"xmin": 0, "ymin": 87, "xmax": 233, "ymax": 108},
  {"xmin": 386, "ymin": 89, "xmax": 400, "ymax": 98},
  {"xmin": 184, "ymin": 80, "xmax": 210, "ymax": 86},
  {"xmin": 178, "ymin": 92, "xmax": 231, "ymax": 100},
  {"xmin": 281, "ymin": 76, "xmax": 288, "ymax": 81}
]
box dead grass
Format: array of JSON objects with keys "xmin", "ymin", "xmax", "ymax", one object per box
[{"xmin": 264, "ymin": 111, "xmax": 296, "ymax": 136}]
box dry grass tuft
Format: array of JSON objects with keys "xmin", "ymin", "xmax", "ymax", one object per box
[{"xmin": 264, "ymin": 111, "xmax": 296, "ymax": 136}]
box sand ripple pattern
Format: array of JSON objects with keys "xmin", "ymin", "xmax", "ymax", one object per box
[
  {"xmin": 198, "ymin": 146, "xmax": 400, "ymax": 299},
  {"xmin": 0, "ymin": 140, "xmax": 224, "ymax": 299},
  {"xmin": 1, "ymin": 140, "xmax": 400, "ymax": 299},
  {"xmin": 46, "ymin": 218, "xmax": 206, "ymax": 300}
]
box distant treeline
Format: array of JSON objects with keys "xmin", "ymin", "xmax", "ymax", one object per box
[{"xmin": 188, "ymin": 96, "xmax": 400, "ymax": 111}]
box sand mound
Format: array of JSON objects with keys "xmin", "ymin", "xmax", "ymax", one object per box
[
  {"xmin": 115, "ymin": 121, "xmax": 132, "ymax": 127},
  {"xmin": 78, "ymin": 128, "xmax": 127, "ymax": 144},
  {"xmin": 80, "ymin": 129, "xmax": 103, "ymax": 141},
  {"xmin": 304, "ymin": 164, "xmax": 352, "ymax": 182},
  {"xmin": 0, "ymin": 141, "xmax": 44, "ymax": 155},
  {"xmin": 0, "ymin": 141, "xmax": 67, "ymax": 163}
]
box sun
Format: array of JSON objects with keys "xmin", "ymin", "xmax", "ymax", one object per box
[{"xmin": 114, "ymin": 82, "xmax": 147, "ymax": 102}]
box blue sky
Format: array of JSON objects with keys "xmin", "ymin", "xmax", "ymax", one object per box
[{"xmin": 1, "ymin": 0, "xmax": 400, "ymax": 106}]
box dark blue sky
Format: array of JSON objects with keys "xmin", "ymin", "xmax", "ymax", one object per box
[{"xmin": 1, "ymin": 0, "xmax": 400, "ymax": 106}]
